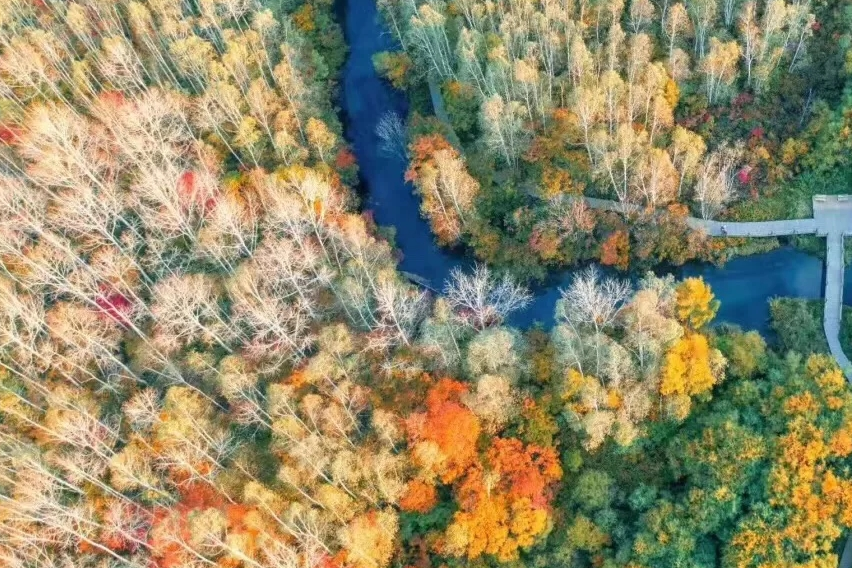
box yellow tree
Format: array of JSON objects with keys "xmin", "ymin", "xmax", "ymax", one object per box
[
  {"xmin": 660, "ymin": 333, "xmax": 719, "ymax": 398},
  {"xmin": 305, "ymin": 117, "xmax": 337, "ymax": 163},
  {"xmin": 675, "ymin": 277, "xmax": 718, "ymax": 330},
  {"xmin": 339, "ymin": 510, "xmax": 399, "ymax": 568},
  {"xmin": 407, "ymin": 135, "xmax": 480, "ymax": 245},
  {"xmin": 702, "ymin": 37, "xmax": 742, "ymax": 104},
  {"xmin": 669, "ymin": 125, "xmax": 706, "ymax": 198},
  {"xmin": 664, "ymin": 3, "xmax": 693, "ymax": 65}
]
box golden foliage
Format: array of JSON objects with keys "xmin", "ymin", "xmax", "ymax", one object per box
[
  {"xmin": 675, "ymin": 277, "xmax": 718, "ymax": 329},
  {"xmin": 340, "ymin": 510, "xmax": 399, "ymax": 568},
  {"xmin": 660, "ymin": 333, "xmax": 716, "ymax": 397}
]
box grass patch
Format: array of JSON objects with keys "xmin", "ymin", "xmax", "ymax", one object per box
[
  {"xmin": 769, "ymin": 297, "xmax": 852, "ymax": 357},
  {"xmin": 727, "ymin": 169, "xmax": 852, "ymax": 223},
  {"xmin": 721, "ymin": 236, "xmax": 782, "ymax": 261}
]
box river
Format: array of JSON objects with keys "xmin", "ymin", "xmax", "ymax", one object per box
[{"xmin": 339, "ymin": 0, "xmax": 843, "ymax": 336}]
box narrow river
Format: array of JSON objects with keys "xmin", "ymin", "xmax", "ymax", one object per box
[{"xmin": 339, "ymin": 0, "xmax": 840, "ymax": 335}]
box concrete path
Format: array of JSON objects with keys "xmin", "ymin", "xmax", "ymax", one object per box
[
  {"xmin": 427, "ymin": 89, "xmax": 852, "ymax": 566},
  {"xmin": 840, "ymin": 531, "xmax": 852, "ymax": 568},
  {"xmin": 586, "ymin": 193, "xmax": 852, "ymax": 567},
  {"xmin": 582, "ymin": 196, "xmax": 819, "ymax": 237},
  {"xmin": 688, "ymin": 217, "xmax": 819, "ymax": 237},
  {"xmin": 582, "ymin": 195, "xmax": 852, "ymax": 381},
  {"xmin": 824, "ymin": 233, "xmax": 852, "ymax": 376},
  {"xmin": 812, "ymin": 197, "xmax": 852, "ymax": 383},
  {"xmin": 583, "ymin": 197, "xmax": 820, "ymax": 237}
]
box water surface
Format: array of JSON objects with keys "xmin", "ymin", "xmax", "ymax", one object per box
[{"xmin": 339, "ymin": 0, "xmax": 832, "ymax": 336}]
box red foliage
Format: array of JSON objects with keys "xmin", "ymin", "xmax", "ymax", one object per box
[
  {"xmin": 335, "ymin": 147, "xmax": 357, "ymax": 170},
  {"xmin": 737, "ymin": 165, "xmax": 754, "ymax": 185},
  {"xmin": 99, "ymin": 90, "xmax": 127, "ymax": 108},
  {"xmin": 177, "ymin": 170, "xmax": 217, "ymax": 213},
  {"xmin": 95, "ymin": 285, "xmax": 132, "ymax": 326},
  {"xmin": 750, "ymin": 126, "xmax": 765, "ymax": 139},
  {"xmin": 0, "ymin": 125, "xmax": 20, "ymax": 145},
  {"xmin": 178, "ymin": 171, "xmax": 196, "ymax": 197}
]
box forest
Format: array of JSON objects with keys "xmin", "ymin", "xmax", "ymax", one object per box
[
  {"xmin": 0, "ymin": 1, "xmax": 851, "ymax": 568},
  {"xmin": 376, "ymin": 0, "xmax": 852, "ymax": 279}
]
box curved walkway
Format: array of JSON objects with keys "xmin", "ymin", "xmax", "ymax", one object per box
[
  {"xmin": 824, "ymin": 233, "xmax": 852, "ymax": 375},
  {"xmin": 427, "ymin": 91, "xmax": 852, "ymax": 380},
  {"xmin": 426, "ymin": 90, "xmax": 852, "ymax": 563},
  {"xmin": 589, "ymin": 193, "xmax": 852, "ymax": 567},
  {"xmin": 584, "ymin": 194, "xmax": 852, "ymax": 379}
]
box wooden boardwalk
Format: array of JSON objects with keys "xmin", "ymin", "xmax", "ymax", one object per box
[
  {"xmin": 427, "ymin": 89, "xmax": 852, "ymax": 566},
  {"xmin": 583, "ymin": 194, "xmax": 852, "ymax": 379},
  {"xmin": 824, "ymin": 233, "xmax": 852, "ymax": 376}
]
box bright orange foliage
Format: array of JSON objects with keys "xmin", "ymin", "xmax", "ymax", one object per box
[
  {"xmin": 486, "ymin": 438, "xmax": 562, "ymax": 506},
  {"xmin": 399, "ymin": 480, "xmax": 438, "ymax": 513},
  {"xmin": 425, "ymin": 377, "xmax": 469, "ymax": 409},
  {"xmin": 444, "ymin": 467, "xmax": 553, "ymax": 561},
  {"xmin": 407, "ymin": 378, "xmax": 481, "ymax": 483},
  {"xmin": 441, "ymin": 437, "xmax": 561, "ymax": 562}
]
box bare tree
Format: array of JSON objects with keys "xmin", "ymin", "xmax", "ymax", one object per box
[
  {"xmin": 558, "ymin": 266, "xmax": 632, "ymax": 377},
  {"xmin": 372, "ymin": 272, "xmax": 428, "ymax": 348},
  {"xmin": 376, "ymin": 111, "xmax": 408, "ymax": 159},
  {"xmin": 694, "ymin": 145, "xmax": 741, "ymax": 220},
  {"xmin": 444, "ymin": 264, "xmax": 531, "ymax": 329},
  {"xmin": 150, "ymin": 273, "xmax": 235, "ymax": 354}
]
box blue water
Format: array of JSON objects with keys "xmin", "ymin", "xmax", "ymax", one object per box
[
  {"xmin": 341, "ymin": 1, "xmax": 470, "ymax": 280},
  {"xmin": 339, "ymin": 0, "xmax": 837, "ymax": 336}
]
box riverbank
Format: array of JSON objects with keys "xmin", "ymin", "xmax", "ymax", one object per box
[
  {"xmin": 337, "ymin": 0, "xmax": 850, "ymax": 340},
  {"xmin": 334, "ymin": 0, "xmax": 852, "ymax": 565}
]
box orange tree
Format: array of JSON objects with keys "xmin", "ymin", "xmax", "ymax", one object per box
[{"xmin": 401, "ymin": 379, "xmax": 563, "ymax": 564}]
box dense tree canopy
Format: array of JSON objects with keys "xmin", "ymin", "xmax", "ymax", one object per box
[
  {"xmin": 0, "ymin": 1, "xmax": 850, "ymax": 568},
  {"xmin": 378, "ymin": 0, "xmax": 852, "ymax": 279}
]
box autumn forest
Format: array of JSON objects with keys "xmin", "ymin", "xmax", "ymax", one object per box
[{"xmin": 0, "ymin": 1, "xmax": 852, "ymax": 568}]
